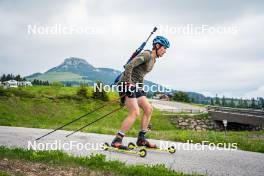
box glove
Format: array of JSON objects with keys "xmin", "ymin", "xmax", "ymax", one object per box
[{"xmin": 124, "ymin": 82, "xmax": 136, "ymax": 96}]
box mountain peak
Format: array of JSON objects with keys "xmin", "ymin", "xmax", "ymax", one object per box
[
  {"xmin": 63, "ymin": 57, "xmax": 92, "ymax": 66},
  {"xmin": 45, "ymin": 57, "xmax": 94, "ymax": 74}
]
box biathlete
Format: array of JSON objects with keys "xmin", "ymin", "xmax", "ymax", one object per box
[{"xmin": 111, "ymin": 36, "xmax": 170, "ymax": 149}]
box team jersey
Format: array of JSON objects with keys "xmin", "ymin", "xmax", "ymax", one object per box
[{"xmin": 118, "ymin": 50, "xmax": 156, "ymax": 87}]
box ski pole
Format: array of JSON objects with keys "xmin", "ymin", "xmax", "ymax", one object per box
[
  {"xmin": 35, "ymin": 94, "xmax": 126, "ymax": 141},
  {"xmin": 65, "ymin": 106, "xmax": 124, "ymax": 137}
]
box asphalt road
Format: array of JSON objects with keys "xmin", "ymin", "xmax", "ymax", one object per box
[{"xmin": 0, "ymin": 126, "xmax": 263, "ymax": 176}]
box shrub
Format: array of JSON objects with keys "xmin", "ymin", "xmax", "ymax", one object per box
[
  {"xmin": 92, "ymin": 81, "xmax": 109, "ymax": 101},
  {"xmin": 77, "ymin": 85, "xmax": 88, "ymax": 98}
]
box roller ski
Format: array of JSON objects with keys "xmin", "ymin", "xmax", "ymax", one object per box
[
  {"xmin": 127, "ymin": 137, "xmax": 176, "ymax": 154},
  {"xmin": 102, "ymin": 136, "xmax": 147, "ymax": 157},
  {"xmin": 102, "ymin": 142, "xmax": 147, "ymax": 158}
]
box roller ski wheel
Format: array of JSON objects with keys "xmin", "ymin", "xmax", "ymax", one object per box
[
  {"xmin": 128, "ymin": 142, "xmax": 136, "ymax": 150},
  {"xmin": 128, "ymin": 142, "xmax": 176, "ymax": 154},
  {"xmin": 139, "ymin": 148, "xmax": 147, "ymax": 157},
  {"xmin": 103, "ymin": 142, "xmax": 147, "ymax": 157},
  {"xmin": 168, "ymin": 146, "xmax": 176, "ymax": 154},
  {"xmin": 103, "ymin": 142, "xmax": 110, "ymax": 150}
]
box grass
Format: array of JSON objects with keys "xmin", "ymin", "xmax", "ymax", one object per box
[
  {"xmin": 0, "ymin": 146, "xmax": 201, "ymax": 176},
  {"xmin": 0, "ymin": 86, "xmax": 263, "ymax": 153},
  {"xmin": 148, "ymin": 130, "xmax": 264, "ymax": 153},
  {"xmin": 0, "ymin": 171, "xmax": 10, "ymax": 176},
  {"xmin": 26, "ymin": 71, "xmax": 88, "ymax": 82}
]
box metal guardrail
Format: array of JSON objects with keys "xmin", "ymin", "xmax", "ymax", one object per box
[
  {"xmin": 207, "ymin": 106, "xmax": 264, "ymax": 117},
  {"xmin": 160, "ymin": 108, "xmax": 204, "ymax": 113}
]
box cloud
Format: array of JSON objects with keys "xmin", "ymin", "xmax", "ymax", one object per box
[{"xmin": 244, "ymin": 85, "xmax": 264, "ymax": 99}]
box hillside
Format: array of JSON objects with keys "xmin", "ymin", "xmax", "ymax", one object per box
[
  {"xmin": 0, "ymin": 86, "xmax": 175, "ymax": 136},
  {"xmin": 26, "ymin": 57, "xmax": 121, "ymax": 85}
]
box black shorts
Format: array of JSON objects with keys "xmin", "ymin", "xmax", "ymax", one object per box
[{"xmin": 118, "ymin": 87, "xmax": 146, "ymax": 105}]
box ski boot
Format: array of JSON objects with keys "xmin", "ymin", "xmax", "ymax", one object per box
[
  {"xmin": 111, "ymin": 136, "xmax": 129, "ymax": 150},
  {"xmin": 136, "ymin": 137, "xmax": 157, "ymax": 148}
]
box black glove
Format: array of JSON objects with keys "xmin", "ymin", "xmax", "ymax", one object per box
[{"xmin": 125, "ymin": 83, "xmax": 136, "ymax": 97}]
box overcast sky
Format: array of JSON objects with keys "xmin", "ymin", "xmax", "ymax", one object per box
[{"xmin": 0, "ymin": 0, "xmax": 263, "ymax": 99}]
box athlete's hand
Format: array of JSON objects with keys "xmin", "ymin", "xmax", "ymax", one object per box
[{"xmin": 125, "ymin": 82, "xmax": 136, "ymax": 96}]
